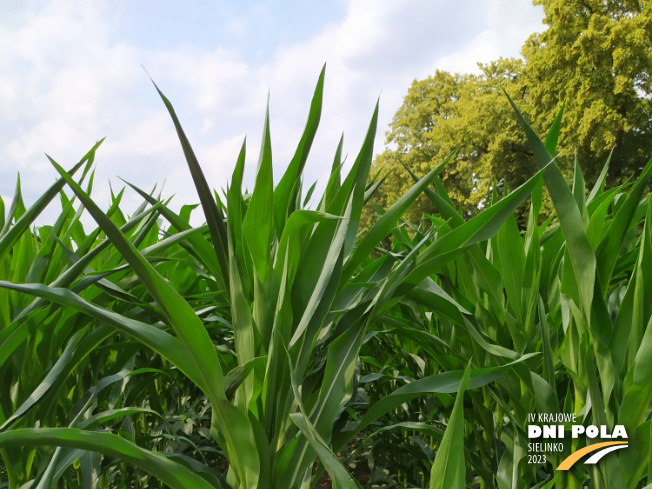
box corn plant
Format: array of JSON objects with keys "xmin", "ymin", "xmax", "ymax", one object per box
[
  {"xmin": 354, "ymin": 100, "xmax": 652, "ymax": 488},
  {"xmin": 0, "ymin": 68, "xmax": 551, "ymax": 488},
  {"xmin": 0, "ymin": 149, "xmax": 228, "ymax": 487}
]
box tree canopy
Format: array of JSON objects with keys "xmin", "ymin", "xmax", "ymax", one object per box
[{"xmin": 368, "ymin": 0, "xmax": 652, "ymax": 225}]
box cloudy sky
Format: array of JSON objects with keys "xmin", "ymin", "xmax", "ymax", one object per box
[{"xmin": 0, "ymin": 0, "xmax": 544, "ymax": 225}]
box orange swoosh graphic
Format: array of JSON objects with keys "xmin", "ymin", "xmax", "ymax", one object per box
[{"xmin": 557, "ymin": 441, "xmax": 628, "ymax": 470}]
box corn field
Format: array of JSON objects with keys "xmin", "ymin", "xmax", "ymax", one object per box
[{"xmin": 0, "ymin": 69, "xmax": 650, "ymax": 489}]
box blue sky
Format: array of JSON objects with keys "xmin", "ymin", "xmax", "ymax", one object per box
[
  {"xmin": 0, "ymin": 0, "xmax": 544, "ymax": 224},
  {"xmin": 110, "ymin": 0, "xmax": 347, "ymax": 59}
]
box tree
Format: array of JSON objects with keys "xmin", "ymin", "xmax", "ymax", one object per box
[
  {"xmin": 368, "ymin": 0, "xmax": 652, "ymax": 226},
  {"xmin": 367, "ymin": 58, "xmax": 535, "ymax": 225},
  {"xmin": 524, "ymin": 0, "xmax": 652, "ymax": 185}
]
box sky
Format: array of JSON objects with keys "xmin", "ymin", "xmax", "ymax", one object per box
[{"xmin": 0, "ymin": 0, "xmax": 545, "ymax": 225}]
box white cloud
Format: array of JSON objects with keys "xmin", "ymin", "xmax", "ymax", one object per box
[
  {"xmin": 0, "ymin": 0, "xmax": 544, "ymax": 227},
  {"xmin": 435, "ymin": 0, "xmax": 544, "ymax": 74}
]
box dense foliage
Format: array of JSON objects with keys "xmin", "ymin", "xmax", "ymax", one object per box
[
  {"xmin": 525, "ymin": 0, "xmax": 652, "ymax": 183},
  {"xmin": 0, "ymin": 68, "xmax": 650, "ymax": 489},
  {"xmin": 369, "ymin": 0, "xmax": 652, "ymax": 225},
  {"xmin": 367, "ymin": 59, "xmax": 530, "ymax": 221}
]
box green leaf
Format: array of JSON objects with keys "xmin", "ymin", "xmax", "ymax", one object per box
[
  {"xmin": 586, "ymin": 150, "xmax": 612, "ymax": 204},
  {"xmin": 323, "ymin": 135, "xmax": 344, "ymax": 208},
  {"xmin": 227, "ymin": 139, "xmax": 252, "ymax": 284},
  {"xmin": 243, "ymin": 101, "xmax": 274, "ymax": 284},
  {"xmin": 289, "ymin": 194, "xmax": 352, "ymax": 348},
  {"xmin": 47, "ymin": 157, "xmax": 227, "ymax": 402},
  {"xmin": 619, "ymin": 316, "xmax": 652, "ymax": 427},
  {"xmin": 284, "ymin": 341, "xmax": 362, "ymax": 489},
  {"xmin": 344, "ymin": 149, "xmax": 454, "ymax": 280},
  {"xmin": 496, "ymin": 428, "xmax": 525, "ymax": 489},
  {"xmin": 596, "ymin": 156, "xmax": 652, "ymax": 292},
  {"xmin": 334, "ymin": 357, "xmax": 535, "ymax": 450},
  {"xmin": 505, "ymin": 93, "xmax": 596, "ymax": 315},
  {"xmin": 0, "ymin": 143, "xmax": 99, "ymax": 264},
  {"xmin": 149, "ymin": 77, "xmax": 230, "ymax": 290},
  {"xmin": 330, "ymin": 100, "xmax": 379, "ymax": 257},
  {"xmin": 0, "ymin": 281, "xmax": 204, "ymax": 389},
  {"xmin": 429, "ymin": 363, "xmax": 470, "ymax": 489},
  {"xmin": 0, "ymin": 327, "xmax": 87, "ymax": 432},
  {"xmin": 123, "ymin": 179, "xmax": 223, "ymax": 282},
  {"xmin": 274, "ymin": 65, "xmax": 325, "ymax": 234},
  {"xmin": 403, "ymin": 160, "xmax": 550, "ymax": 288},
  {"xmin": 289, "ymin": 413, "xmax": 362, "ymax": 489},
  {"xmin": 0, "ymin": 428, "xmax": 219, "ymax": 489}
]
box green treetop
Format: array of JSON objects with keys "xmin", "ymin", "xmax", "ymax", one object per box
[
  {"xmin": 368, "ymin": 59, "xmax": 533, "ymax": 225},
  {"xmin": 524, "ymin": 0, "xmax": 652, "ymax": 184},
  {"xmin": 367, "ymin": 0, "xmax": 652, "ymax": 227}
]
